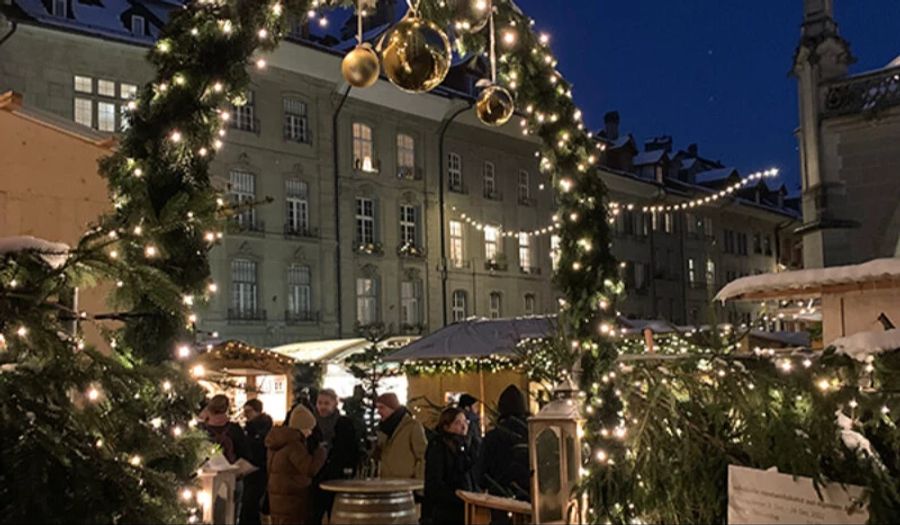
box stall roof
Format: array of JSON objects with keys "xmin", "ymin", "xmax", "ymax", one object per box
[
  {"xmin": 269, "ymin": 336, "xmax": 418, "ymax": 363},
  {"xmin": 385, "ymin": 317, "xmax": 556, "ymax": 362},
  {"xmin": 715, "ymin": 258, "xmax": 900, "ymax": 302}
]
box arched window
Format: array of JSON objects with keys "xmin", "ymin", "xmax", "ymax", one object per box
[{"xmin": 524, "ymin": 293, "xmax": 536, "ymax": 316}]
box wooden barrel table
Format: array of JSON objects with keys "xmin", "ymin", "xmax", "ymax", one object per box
[{"xmin": 320, "ymin": 479, "xmax": 423, "ymax": 525}]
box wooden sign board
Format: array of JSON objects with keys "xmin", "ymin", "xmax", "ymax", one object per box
[{"xmin": 728, "ymin": 465, "xmax": 868, "ymax": 524}]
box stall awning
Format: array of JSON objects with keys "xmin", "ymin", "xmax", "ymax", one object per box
[
  {"xmin": 270, "ymin": 336, "xmax": 419, "ymax": 363},
  {"xmin": 385, "ymin": 317, "xmax": 556, "ymax": 362}
]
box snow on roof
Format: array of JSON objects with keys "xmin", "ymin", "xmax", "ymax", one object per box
[
  {"xmin": 694, "ymin": 167, "xmax": 738, "ymax": 184},
  {"xmin": 886, "ymin": 55, "xmax": 900, "ymax": 69},
  {"xmin": 0, "ymin": 236, "xmax": 70, "ymax": 268},
  {"xmin": 749, "ymin": 330, "xmax": 810, "ymax": 348},
  {"xmin": 830, "ymin": 329, "xmax": 900, "ymax": 362},
  {"xmin": 14, "ymin": 0, "xmax": 167, "ymax": 44},
  {"xmin": 633, "ymin": 149, "xmax": 667, "ymax": 166},
  {"xmin": 715, "ymin": 258, "xmax": 900, "ymax": 302}
]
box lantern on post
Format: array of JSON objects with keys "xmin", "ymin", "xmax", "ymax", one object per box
[{"xmin": 529, "ymin": 378, "xmax": 586, "ymax": 524}]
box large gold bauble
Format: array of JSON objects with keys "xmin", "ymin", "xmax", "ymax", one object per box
[
  {"xmin": 342, "ymin": 45, "xmax": 380, "ymax": 88},
  {"xmin": 476, "ymin": 84, "xmax": 515, "ymax": 127},
  {"xmin": 380, "ymin": 16, "xmax": 452, "ymax": 94},
  {"xmin": 448, "ymin": 0, "xmax": 492, "ymax": 33}
]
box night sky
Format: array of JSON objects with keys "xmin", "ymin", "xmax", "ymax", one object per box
[{"xmin": 515, "ymin": 1, "xmax": 900, "ymax": 192}]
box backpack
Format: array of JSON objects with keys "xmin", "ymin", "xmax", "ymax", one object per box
[{"xmin": 208, "ymin": 424, "xmax": 238, "ymax": 463}]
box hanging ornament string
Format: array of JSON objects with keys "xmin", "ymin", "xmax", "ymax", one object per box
[
  {"xmin": 488, "ymin": 4, "xmax": 497, "ymax": 83},
  {"xmin": 406, "ymin": 0, "xmax": 421, "ymax": 16},
  {"xmin": 357, "ymin": 0, "xmax": 363, "ymax": 45}
]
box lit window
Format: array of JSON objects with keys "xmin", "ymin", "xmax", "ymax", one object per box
[
  {"xmin": 74, "ymin": 75, "xmax": 92, "ymax": 94},
  {"xmin": 355, "ymin": 197, "xmax": 375, "ymax": 245},
  {"xmin": 706, "ymin": 260, "xmax": 716, "ymax": 287},
  {"xmin": 284, "ymin": 97, "xmax": 311, "ymax": 143},
  {"xmin": 518, "ymin": 233, "xmax": 532, "ymax": 271},
  {"xmin": 229, "ymin": 170, "xmax": 257, "ymax": 229},
  {"xmin": 523, "ymin": 294, "xmax": 536, "ymax": 315},
  {"xmin": 120, "ymin": 83, "xmax": 138, "ymax": 100},
  {"xmin": 74, "ymin": 97, "xmax": 93, "ymax": 127},
  {"xmin": 397, "ymin": 134, "xmax": 415, "ymax": 175},
  {"xmin": 287, "ymin": 264, "xmax": 312, "ymax": 319},
  {"xmin": 356, "ymin": 277, "xmax": 378, "ymax": 325},
  {"xmin": 231, "ymin": 259, "xmax": 258, "ymax": 316},
  {"xmin": 401, "ymin": 280, "xmax": 421, "ymax": 326},
  {"xmin": 664, "ymin": 212, "xmax": 673, "ymax": 234},
  {"xmin": 687, "ymin": 257, "xmax": 696, "ymax": 285},
  {"xmin": 352, "ymin": 123, "xmax": 375, "ymax": 172},
  {"xmin": 451, "ymin": 290, "xmax": 468, "ymax": 322},
  {"xmin": 484, "ymin": 226, "xmax": 500, "ymax": 261},
  {"xmin": 448, "ymin": 153, "xmax": 463, "ymax": 192},
  {"xmin": 399, "ymin": 204, "xmax": 418, "ymax": 246},
  {"xmin": 131, "ymin": 15, "xmax": 146, "ymax": 37},
  {"xmin": 550, "ymin": 235, "xmax": 561, "ymax": 271},
  {"xmin": 97, "ymin": 80, "xmax": 116, "ymax": 98},
  {"xmin": 489, "ymin": 292, "xmax": 502, "ymax": 319},
  {"xmin": 449, "ymin": 220, "xmax": 464, "ymax": 268},
  {"xmin": 285, "ymin": 179, "xmax": 309, "ymax": 235},
  {"xmin": 483, "ymin": 161, "xmax": 496, "ymax": 198},
  {"xmin": 97, "ymin": 102, "xmax": 116, "ymax": 132},
  {"xmin": 231, "ymin": 91, "xmax": 256, "ymax": 132}
]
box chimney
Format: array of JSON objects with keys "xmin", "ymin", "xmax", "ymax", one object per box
[
  {"xmin": 603, "ymin": 111, "xmax": 620, "ymax": 141},
  {"xmin": 645, "ymin": 136, "xmax": 672, "ymax": 153},
  {"xmin": 687, "ymin": 144, "xmax": 699, "ymax": 157}
]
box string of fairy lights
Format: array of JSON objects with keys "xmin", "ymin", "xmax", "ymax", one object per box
[{"xmin": 451, "ymin": 168, "xmax": 780, "ymax": 239}]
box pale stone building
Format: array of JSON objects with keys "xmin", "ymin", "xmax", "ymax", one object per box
[
  {"xmin": 0, "ymin": 0, "xmax": 800, "ymax": 346},
  {"xmin": 793, "ymin": 0, "xmax": 900, "ymax": 268}
]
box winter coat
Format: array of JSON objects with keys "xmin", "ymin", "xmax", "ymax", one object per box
[
  {"xmin": 423, "ymin": 432, "xmax": 477, "ymax": 525},
  {"xmin": 479, "ymin": 415, "xmax": 531, "ymax": 501},
  {"xmin": 316, "ymin": 415, "xmax": 359, "ymax": 482},
  {"xmin": 376, "ymin": 409, "xmax": 428, "ymax": 479},
  {"xmin": 265, "ymin": 427, "xmax": 327, "ymax": 525},
  {"xmin": 202, "ymin": 421, "xmax": 250, "ymax": 464}
]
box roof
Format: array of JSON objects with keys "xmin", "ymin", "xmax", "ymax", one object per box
[
  {"xmin": 715, "ymin": 258, "xmax": 900, "ymax": 302},
  {"xmin": 9, "ymin": 0, "xmax": 172, "ymax": 44},
  {"xmin": 633, "ymin": 149, "xmax": 668, "ymax": 166},
  {"xmin": 1, "ymin": 91, "xmax": 115, "ymax": 148},
  {"xmin": 385, "ymin": 316, "xmax": 556, "ymax": 362},
  {"xmin": 831, "ymin": 329, "xmax": 900, "ymax": 362},
  {"xmin": 749, "ymin": 329, "xmax": 810, "ymax": 348},
  {"xmin": 269, "ymin": 336, "xmax": 418, "ymax": 363},
  {"xmin": 694, "ymin": 167, "xmax": 739, "ymax": 185}
]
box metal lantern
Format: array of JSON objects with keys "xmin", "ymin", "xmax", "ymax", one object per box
[{"xmin": 529, "ymin": 378, "xmax": 586, "ymax": 525}]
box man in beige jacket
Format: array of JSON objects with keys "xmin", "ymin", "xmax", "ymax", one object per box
[{"xmin": 375, "ymin": 393, "xmax": 428, "ymax": 479}]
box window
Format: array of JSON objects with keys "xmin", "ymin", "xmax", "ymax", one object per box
[
  {"xmin": 52, "ymin": 0, "xmax": 68, "ymax": 18},
  {"xmin": 518, "ymin": 233, "xmax": 532, "ymax": 271},
  {"xmin": 723, "ymin": 229, "xmax": 735, "ymax": 254},
  {"xmin": 352, "ymin": 123, "xmax": 375, "ymax": 172},
  {"xmin": 120, "ymin": 83, "xmax": 138, "ymax": 100},
  {"xmin": 737, "ymin": 233, "xmax": 749, "ymax": 256},
  {"xmin": 401, "ymin": 280, "xmax": 421, "ymax": 326},
  {"xmin": 706, "ymin": 260, "xmax": 717, "ymax": 287},
  {"xmin": 518, "ymin": 171, "xmax": 530, "ymax": 203},
  {"xmin": 97, "ymin": 79, "xmax": 116, "ymax": 97},
  {"xmin": 687, "ymin": 257, "xmax": 697, "ymax": 285},
  {"xmin": 287, "ymin": 264, "xmax": 312, "ymax": 318},
  {"xmin": 355, "ymin": 197, "xmax": 375, "ymax": 244},
  {"xmin": 634, "ymin": 261, "xmax": 647, "ymax": 291},
  {"xmin": 524, "ymin": 294, "xmax": 536, "ymax": 316},
  {"xmin": 131, "ymin": 15, "xmax": 146, "ymax": 37},
  {"xmin": 397, "ymin": 134, "xmax": 415, "ymax": 175},
  {"xmin": 74, "ymin": 97, "xmax": 93, "ymax": 127},
  {"xmin": 652, "ymin": 212, "xmax": 660, "ymax": 232},
  {"xmin": 489, "ymin": 292, "xmax": 502, "ymax": 319},
  {"xmin": 550, "ymin": 235, "xmax": 561, "ymax": 271},
  {"xmin": 285, "ymin": 179, "xmax": 309, "ymax": 235},
  {"xmin": 449, "ymin": 220, "xmax": 464, "ymax": 268},
  {"xmin": 231, "ymin": 259, "xmax": 258, "ymax": 315},
  {"xmin": 232, "ymin": 90, "xmax": 256, "ymax": 132},
  {"xmin": 764, "ymin": 235, "xmax": 773, "ymax": 256},
  {"xmin": 484, "ymin": 226, "xmax": 500, "ymax": 261},
  {"xmin": 483, "ymin": 162, "xmax": 497, "ymax": 198},
  {"xmin": 229, "ymin": 169, "xmax": 257, "ymax": 228},
  {"xmin": 399, "ymin": 204, "xmax": 418, "ymax": 246},
  {"xmin": 283, "ymin": 97, "xmax": 311, "ymax": 143},
  {"xmin": 356, "ymin": 277, "xmax": 378, "ymax": 325},
  {"xmin": 451, "ymin": 290, "xmax": 468, "ymax": 322},
  {"xmin": 448, "ymin": 153, "xmax": 463, "ymax": 191},
  {"xmin": 97, "ymin": 102, "xmax": 116, "ymax": 132},
  {"xmin": 664, "ymin": 212, "xmax": 674, "ymax": 234},
  {"xmin": 703, "ymin": 216, "xmax": 714, "ymax": 237},
  {"xmin": 753, "ymin": 232, "xmax": 762, "ymax": 254},
  {"xmin": 686, "ymin": 213, "xmax": 699, "ymax": 235},
  {"xmin": 74, "ymin": 75, "xmax": 92, "ymax": 94}
]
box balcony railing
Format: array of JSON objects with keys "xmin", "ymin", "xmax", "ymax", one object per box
[
  {"xmin": 284, "ymin": 224, "xmax": 319, "ymax": 238},
  {"xmin": 397, "ymin": 166, "xmax": 423, "ymax": 181},
  {"xmin": 398, "ymin": 243, "xmax": 426, "ymax": 259},
  {"xmin": 519, "ymin": 265, "xmax": 542, "ymax": 275},
  {"xmin": 354, "ymin": 241, "xmax": 384, "ymax": 256},
  {"xmin": 285, "ymin": 310, "xmax": 319, "ymax": 324},
  {"xmin": 228, "ymin": 308, "xmax": 267, "ymax": 322},
  {"xmin": 823, "ymin": 66, "xmax": 900, "ymax": 118},
  {"xmin": 485, "ymin": 258, "xmax": 508, "ymax": 272},
  {"xmin": 232, "ymin": 218, "xmax": 266, "ymax": 235},
  {"xmin": 483, "ymin": 189, "xmax": 503, "ymax": 201}
]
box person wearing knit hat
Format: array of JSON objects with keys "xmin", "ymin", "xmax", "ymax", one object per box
[
  {"xmin": 375, "ymin": 392, "xmax": 427, "ymax": 480},
  {"xmin": 457, "ymin": 393, "xmax": 483, "ymax": 449},
  {"xmin": 265, "ymin": 404, "xmax": 326, "ymax": 525}
]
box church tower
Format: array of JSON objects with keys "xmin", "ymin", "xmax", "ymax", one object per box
[{"xmin": 792, "ymin": 0, "xmax": 856, "ymax": 268}]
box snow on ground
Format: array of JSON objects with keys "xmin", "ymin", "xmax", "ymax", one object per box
[
  {"xmin": 830, "ymin": 329, "xmax": 900, "ymax": 362},
  {"xmin": 0, "ymin": 236, "xmax": 70, "ymax": 269}
]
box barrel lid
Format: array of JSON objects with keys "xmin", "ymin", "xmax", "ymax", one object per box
[{"xmin": 320, "ymin": 479, "xmax": 424, "ymax": 493}]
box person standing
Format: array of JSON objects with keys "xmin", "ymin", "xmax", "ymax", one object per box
[
  {"xmin": 265, "ymin": 405, "xmax": 327, "ymax": 525},
  {"xmin": 241, "ymin": 399, "xmax": 273, "ymax": 525},
  {"xmin": 374, "ymin": 393, "xmax": 428, "ymax": 480},
  {"xmin": 312, "ymin": 388, "xmax": 359, "ymax": 524},
  {"xmin": 423, "ymin": 407, "xmax": 478, "ymax": 525},
  {"xmin": 457, "ymin": 393, "xmax": 482, "ymax": 449},
  {"xmin": 479, "ymin": 385, "xmax": 532, "ymax": 524},
  {"xmin": 200, "ymin": 395, "xmax": 250, "ymax": 524}
]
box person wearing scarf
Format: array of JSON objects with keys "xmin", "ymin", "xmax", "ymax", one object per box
[
  {"xmin": 311, "ymin": 389, "xmax": 358, "ymax": 525},
  {"xmin": 423, "ymin": 407, "xmax": 478, "ymax": 525},
  {"xmin": 375, "ymin": 393, "xmax": 428, "ymax": 479}
]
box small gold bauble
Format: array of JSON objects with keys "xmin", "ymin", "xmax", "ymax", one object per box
[
  {"xmin": 476, "ymin": 84, "xmax": 515, "ymax": 127},
  {"xmin": 342, "ymin": 45, "xmax": 380, "ymax": 88},
  {"xmin": 448, "ymin": 0, "xmax": 492, "ymax": 33},
  {"xmin": 380, "ymin": 16, "xmax": 452, "ymax": 94}
]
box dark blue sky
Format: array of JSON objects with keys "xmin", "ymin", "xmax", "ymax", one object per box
[{"xmin": 516, "ymin": 1, "xmax": 900, "ymax": 192}]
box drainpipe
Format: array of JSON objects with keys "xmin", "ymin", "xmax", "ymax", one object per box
[
  {"xmin": 0, "ymin": 18, "xmax": 17, "ymax": 48},
  {"xmin": 331, "ymin": 84, "xmax": 352, "ymax": 337},
  {"xmin": 436, "ymin": 100, "xmax": 474, "ymax": 327}
]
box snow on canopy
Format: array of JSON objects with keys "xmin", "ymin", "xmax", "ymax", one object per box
[
  {"xmin": 715, "ymin": 258, "xmax": 900, "ymax": 302},
  {"xmin": 0, "ymin": 236, "xmax": 70, "ymax": 269},
  {"xmin": 830, "ymin": 329, "xmax": 900, "ymax": 362}
]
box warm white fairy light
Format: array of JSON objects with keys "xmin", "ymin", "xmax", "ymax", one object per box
[
  {"xmin": 16, "ymin": 326, "xmax": 27, "ymax": 338},
  {"xmin": 173, "ymin": 426, "xmax": 183, "ymax": 437},
  {"xmin": 144, "ymin": 245, "xmax": 158, "ymax": 258},
  {"xmin": 151, "ymin": 417, "xmax": 164, "ymax": 429},
  {"xmin": 177, "ymin": 345, "xmax": 191, "ymax": 359},
  {"xmin": 255, "ymin": 58, "xmax": 267, "ymax": 69},
  {"xmin": 86, "ymin": 386, "xmax": 101, "ymax": 402},
  {"xmin": 169, "ymin": 130, "xmax": 182, "ymax": 143},
  {"xmin": 191, "ymin": 364, "xmax": 205, "ymax": 377},
  {"xmin": 181, "ymin": 489, "xmax": 193, "ymax": 501},
  {"xmin": 162, "ymin": 380, "xmax": 172, "ymax": 391},
  {"xmin": 129, "ymin": 455, "xmax": 142, "ymax": 466}
]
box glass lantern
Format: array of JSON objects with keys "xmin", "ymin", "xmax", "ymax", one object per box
[{"xmin": 529, "ymin": 378, "xmax": 585, "ymax": 524}]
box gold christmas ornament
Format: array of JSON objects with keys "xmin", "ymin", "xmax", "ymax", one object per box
[
  {"xmin": 342, "ymin": 44, "xmax": 380, "ymax": 88},
  {"xmin": 476, "ymin": 84, "xmax": 515, "ymax": 126},
  {"xmin": 380, "ymin": 16, "xmax": 452, "ymax": 94},
  {"xmin": 448, "ymin": 0, "xmax": 492, "ymax": 33}
]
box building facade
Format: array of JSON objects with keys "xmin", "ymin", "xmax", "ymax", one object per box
[
  {"xmin": 1, "ymin": 1, "xmax": 800, "ymax": 346},
  {"xmin": 794, "ymin": 0, "xmax": 900, "ymax": 268}
]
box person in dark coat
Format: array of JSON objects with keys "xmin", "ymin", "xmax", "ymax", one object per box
[
  {"xmin": 200, "ymin": 395, "xmax": 251, "ymax": 525},
  {"xmin": 266, "ymin": 405, "xmax": 327, "ymax": 525},
  {"xmin": 423, "ymin": 407, "xmax": 478, "ymax": 525},
  {"xmin": 241, "ymin": 399, "xmax": 273, "ymax": 525},
  {"xmin": 479, "ymin": 385, "xmax": 532, "ymax": 524},
  {"xmin": 458, "ymin": 393, "xmax": 483, "ymax": 449},
  {"xmin": 311, "ymin": 388, "xmax": 359, "ymax": 524}
]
